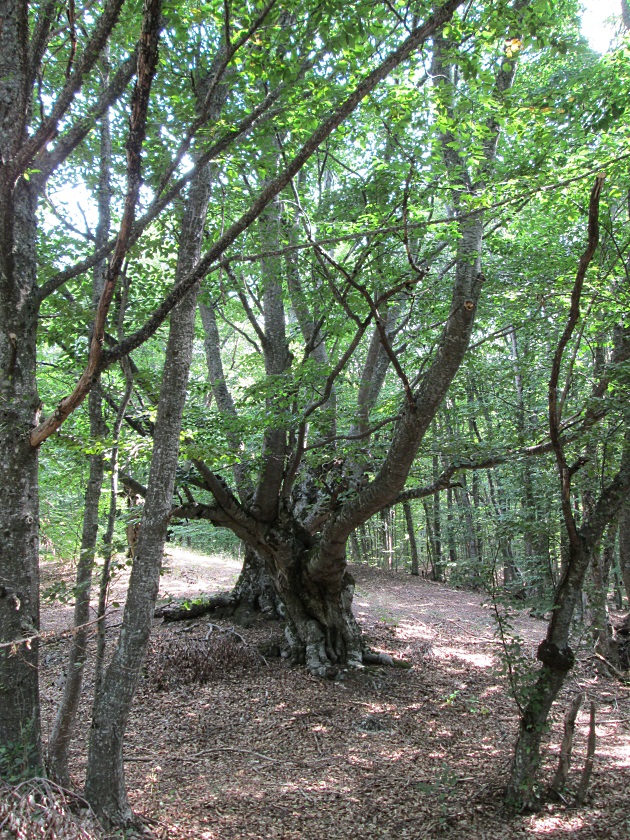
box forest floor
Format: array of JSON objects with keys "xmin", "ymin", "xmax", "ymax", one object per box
[{"xmin": 33, "ymin": 548, "xmax": 630, "ymax": 839}]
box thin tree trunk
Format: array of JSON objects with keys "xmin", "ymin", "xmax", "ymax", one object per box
[
  {"xmin": 432, "ymin": 456, "xmax": 443, "ymax": 582},
  {"xmin": 456, "ymin": 479, "xmax": 482, "ymax": 587},
  {"xmin": 507, "ymin": 177, "xmax": 630, "ymax": 810},
  {"xmin": 620, "ymin": 500, "xmax": 630, "ymax": 605},
  {"xmin": 588, "ymin": 525, "xmax": 616, "ymax": 666},
  {"xmin": 446, "ymin": 484, "xmax": 458, "ymax": 570},
  {"xmin": 94, "ymin": 360, "xmax": 134, "ymax": 693},
  {"xmin": 48, "ymin": 91, "xmax": 112, "ymax": 785},
  {"xmin": 403, "ymin": 502, "xmax": 420, "ymax": 576},
  {"xmin": 551, "ymin": 691, "xmax": 584, "ymax": 795},
  {"xmin": 85, "ymin": 150, "xmax": 218, "ymax": 824},
  {"xmin": 349, "ymin": 530, "xmax": 361, "ymax": 563},
  {"xmin": 47, "ymin": 386, "xmax": 105, "ymax": 784}
]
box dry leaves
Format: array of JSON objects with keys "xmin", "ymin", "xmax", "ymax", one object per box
[{"xmin": 32, "ymin": 553, "xmax": 630, "ymax": 839}]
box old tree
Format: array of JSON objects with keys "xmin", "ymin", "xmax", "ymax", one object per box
[{"xmin": 1, "ymin": 0, "xmax": 629, "ymax": 824}]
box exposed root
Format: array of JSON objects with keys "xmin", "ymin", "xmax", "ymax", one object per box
[
  {"xmin": 362, "ymin": 650, "xmax": 412, "ymax": 669},
  {"xmin": 155, "ymin": 592, "xmax": 233, "ymax": 622}
]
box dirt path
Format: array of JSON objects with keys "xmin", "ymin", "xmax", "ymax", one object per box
[{"xmin": 37, "ymin": 550, "xmax": 630, "ymax": 840}]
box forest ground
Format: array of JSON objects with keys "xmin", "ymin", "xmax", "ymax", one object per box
[{"xmin": 34, "ymin": 548, "xmax": 630, "ymax": 839}]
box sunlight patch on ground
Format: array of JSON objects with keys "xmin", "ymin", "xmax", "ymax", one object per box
[
  {"xmin": 165, "ymin": 546, "xmax": 242, "ymax": 572},
  {"xmin": 480, "ymin": 684, "xmax": 504, "ymax": 697},
  {"xmin": 432, "ymin": 645, "xmax": 494, "ymax": 668},
  {"xmin": 597, "ymin": 737, "xmax": 630, "ymax": 768},
  {"xmin": 395, "ymin": 619, "xmax": 435, "ymax": 641},
  {"xmin": 158, "ymin": 548, "xmax": 241, "ymax": 598},
  {"xmin": 529, "ymin": 814, "xmax": 585, "ymax": 834}
]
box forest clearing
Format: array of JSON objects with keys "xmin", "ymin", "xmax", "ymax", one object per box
[
  {"xmin": 2, "ymin": 0, "xmax": 630, "ymax": 834},
  {"xmin": 15, "ymin": 549, "xmax": 628, "ymax": 839}
]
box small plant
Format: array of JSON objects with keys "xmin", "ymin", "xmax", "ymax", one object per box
[
  {"xmin": 488, "ymin": 595, "xmax": 538, "ymax": 714},
  {"xmin": 0, "ymin": 721, "xmax": 42, "ymax": 783}
]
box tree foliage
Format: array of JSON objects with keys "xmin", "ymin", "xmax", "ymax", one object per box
[{"xmin": 1, "ymin": 0, "xmax": 629, "ymax": 823}]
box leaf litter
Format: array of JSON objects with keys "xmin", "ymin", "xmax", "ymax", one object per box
[{"xmin": 20, "ymin": 551, "xmax": 630, "ymax": 839}]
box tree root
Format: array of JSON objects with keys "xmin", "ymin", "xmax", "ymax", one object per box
[
  {"xmin": 362, "ymin": 650, "xmax": 412, "ymax": 669},
  {"xmin": 155, "ymin": 592, "xmax": 233, "ymax": 622}
]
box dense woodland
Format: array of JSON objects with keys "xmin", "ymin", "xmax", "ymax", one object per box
[{"xmin": 1, "ymin": 0, "xmax": 630, "ymax": 834}]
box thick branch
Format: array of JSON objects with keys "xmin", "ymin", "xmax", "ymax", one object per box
[{"xmin": 30, "ymin": 0, "xmax": 163, "ymax": 447}]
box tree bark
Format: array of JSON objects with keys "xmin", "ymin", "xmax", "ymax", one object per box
[
  {"xmin": 403, "ymin": 502, "xmax": 420, "ymax": 576},
  {"xmin": 263, "ymin": 521, "xmax": 364, "ymax": 675},
  {"xmin": 0, "ymin": 178, "xmax": 41, "ymax": 775},
  {"xmin": 0, "ymin": 1, "xmax": 42, "ymax": 770},
  {"xmin": 587, "ymin": 523, "xmax": 617, "ymax": 667},
  {"xmin": 620, "ymin": 500, "xmax": 630, "ymax": 605},
  {"xmin": 47, "ymin": 385, "xmax": 105, "ymax": 785},
  {"xmin": 506, "ymin": 178, "xmax": 630, "ymax": 810},
  {"xmin": 85, "ymin": 147, "xmax": 218, "ymax": 823}
]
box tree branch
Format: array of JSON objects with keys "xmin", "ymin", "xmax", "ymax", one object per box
[
  {"xmin": 30, "ymin": 0, "xmax": 467, "ymax": 445},
  {"xmin": 30, "ymin": 0, "xmax": 163, "ymax": 447},
  {"xmin": 34, "ymin": 51, "xmax": 137, "ymax": 183},
  {"xmin": 11, "ymin": 0, "xmax": 126, "ymax": 178},
  {"xmin": 548, "ymin": 174, "xmax": 605, "ymax": 546}
]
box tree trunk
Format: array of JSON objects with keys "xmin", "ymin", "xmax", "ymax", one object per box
[
  {"xmin": 48, "ymin": 96, "xmax": 112, "ymax": 784},
  {"xmin": 86, "ymin": 296, "xmax": 200, "ymax": 825},
  {"xmin": 446, "ymin": 484, "xmax": 458, "ymax": 569},
  {"xmin": 230, "ymin": 545, "xmax": 282, "ymax": 622},
  {"xmin": 432, "ymin": 456, "xmax": 444, "ymax": 581},
  {"xmin": 587, "ymin": 524, "xmax": 617, "ymax": 667},
  {"xmin": 403, "ymin": 502, "xmax": 420, "ymax": 576},
  {"xmin": 620, "ymin": 500, "xmax": 630, "ymax": 605},
  {"xmin": 262, "ymin": 524, "xmax": 364, "ymax": 676},
  {"xmin": 508, "ymin": 195, "xmax": 630, "ymax": 807},
  {"xmin": 47, "ymin": 385, "xmax": 105, "ymax": 784},
  {"xmin": 506, "ymin": 538, "xmax": 590, "ymax": 809},
  {"xmin": 0, "ymin": 169, "xmax": 42, "ymax": 774},
  {"xmin": 85, "ymin": 153, "xmax": 216, "ymax": 823},
  {"xmin": 281, "ymin": 568, "xmax": 363, "ymax": 676},
  {"xmin": 455, "ymin": 479, "xmax": 483, "ymax": 588},
  {"xmin": 349, "ymin": 530, "xmax": 361, "ymax": 563}
]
